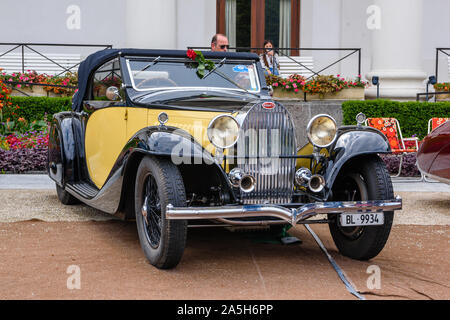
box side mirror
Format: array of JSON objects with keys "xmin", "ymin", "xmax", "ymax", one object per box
[{"xmin": 106, "ymin": 86, "xmax": 121, "ymax": 101}]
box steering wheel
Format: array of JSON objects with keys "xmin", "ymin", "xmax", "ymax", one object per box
[{"xmin": 136, "ymin": 77, "xmax": 177, "ymax": 89}]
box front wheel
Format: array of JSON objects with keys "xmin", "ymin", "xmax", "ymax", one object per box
[
  {"xmin": 134, "ymin": 156, "xmax": 187, "ymax": 269},
  {"xmin": 328, "ymin": 156, "xmax": 394, "ymax": 260}
]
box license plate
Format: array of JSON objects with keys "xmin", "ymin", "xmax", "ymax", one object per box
[{"xmin": 340, "ymin": 212, "xmax": 384, "ymax": 226}]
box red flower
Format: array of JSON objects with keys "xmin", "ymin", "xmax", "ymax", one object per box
[{"xmin": 187, "ymin": 49, "xmax": 197, "ymax": 60}]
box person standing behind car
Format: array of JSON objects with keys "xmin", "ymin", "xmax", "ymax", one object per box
[
  {"xmin": 260, "ymin": 40, "xmax": 280, "ymax": 76},
  {"xmin": 211, "ymin": 34, "xmax": 229, "ymax": 52}
]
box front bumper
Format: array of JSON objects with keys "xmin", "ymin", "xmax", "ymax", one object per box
[{"xmin": 166, "ymin": 196, "xmax": 402, "ymax": 226}]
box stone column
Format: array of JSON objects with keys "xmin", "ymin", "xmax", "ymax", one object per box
[{"xmin": 365, "ymin": 0, "xmax": 427, "ymax": 100}]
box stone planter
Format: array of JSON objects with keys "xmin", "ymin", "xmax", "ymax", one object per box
[
  {"xmin": 10, "ymin": 85, "xmax": 68, "ymax": 97},
  {"xmin": 272, "ymin": 88, "xmax": 305, "ymax": 99},
  {"xmin": 10, "ymin": 85, "xmax": 47, "ymax": 97},
  {"xmin": 435, "ymin": 92, "xmax": 450, "ymax": 101},
  {"xmin": 306, "ymin": 88, "xmax": 365, "ymax": 101},
  {"xmin": 273, "ymin": 87, "xmax": 365, "ymax": 101}
]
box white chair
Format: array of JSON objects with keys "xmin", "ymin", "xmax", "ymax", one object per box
[{"xmin": 278, "ymin": 56, "xmax": 314, "ymax": 79}]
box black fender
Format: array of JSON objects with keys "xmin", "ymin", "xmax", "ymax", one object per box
[
  {"xmin": 48, "ymin": 112, "xmax": 76, "ymax": 186},
  {"xmin": 115, "ymin": 126, "xmax": 237, "ymax": 219},
  {"xmin": 324, "ymin": 127, "xmax": 391, "ymax": 192},
  {"xmin": 48, "ymin": 111, "xmax": 87, "ymax": 186}
]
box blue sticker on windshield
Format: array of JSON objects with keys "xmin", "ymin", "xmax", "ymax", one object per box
[{"xmin": 233, "ymin": 65, "xmax": 249, "ymax": 73}]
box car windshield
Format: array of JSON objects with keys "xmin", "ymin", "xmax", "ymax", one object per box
[{"xmin": 126, "ymin": 58, "xmax": 261, "ymax": 93}]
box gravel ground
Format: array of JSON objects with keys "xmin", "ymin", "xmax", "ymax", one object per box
[
  {"xmin": 0, "ymin": 222, "xmax": 448, "ymax": 300},
  {"xmin": 0, "ymin": 189, "xmax": 449, "ymax": 225},
  {"xmin": 0, "ymin": 189, "xmax": 113, "ymax": 222},
  {"xmin": 0, "ymin": 187, "xmax": 448, "ymax": 300}
]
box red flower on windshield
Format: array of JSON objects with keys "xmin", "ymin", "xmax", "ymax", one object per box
[{"xmin": 187, "ymin": 49, "xmax": 197, "ymax": 60}]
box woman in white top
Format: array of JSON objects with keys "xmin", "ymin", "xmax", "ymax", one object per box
[{"xmin": 259, "ymin": 40, "xmax": 280, "ymax": 76}]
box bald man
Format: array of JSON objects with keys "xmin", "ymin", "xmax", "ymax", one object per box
[{"xmin": 211, "ymin": 34, "xmax": 229, "ymax": 52}]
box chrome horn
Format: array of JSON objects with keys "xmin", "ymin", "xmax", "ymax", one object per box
[
  {"xmin": 295, "ymin": 168, "xmax": 325, "ymax": 193},
  {"xmin": 229, "ymin": 168, "xmax": 256, "ymax": 193}
]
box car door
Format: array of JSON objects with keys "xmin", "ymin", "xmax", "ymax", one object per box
[{"xmin": 83, "ymin": 58, "xmax": 127, "ymax": 189}]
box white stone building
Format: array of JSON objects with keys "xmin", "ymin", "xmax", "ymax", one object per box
[{"xmin": 1, "ymin": 0, "xmax": 449, "ymax": 100}]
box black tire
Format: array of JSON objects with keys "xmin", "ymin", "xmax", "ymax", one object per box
[
  {"xmin": 134, "ymin": 156, "xmax": 187, "ymax": 269},
  {"xmin": 56, "ymin": 183, "xmax": 80, "ymax": 205},
  {"xmin": 328, "ymin": 155, "xmax": 394, "ymax": 260}
]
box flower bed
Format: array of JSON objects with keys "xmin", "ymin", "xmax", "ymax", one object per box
[
  {"xmin": 381, "ymin": 153, "xmax": 420, "ymax": 177},
  {"xmin": 0, "ymin": 129, "xmax": 49, "ymax": 173},
  {"xmin": 433, "ymin": 82, "xmax": 450, "ymax": 101},
  {"xmin": 0, "ymin": 80, "xmax": 50, "ymax": 173},
  {"xmin": 0, "ymin": 69, "xmax": 77, "ymax": 96},
  {"xmin": 0, "ymin": 148, "xmax": 48, "ymax": 173},
  {"xmin": 268, "ymin": 74, "xmax": 368, "ymax": 100}
]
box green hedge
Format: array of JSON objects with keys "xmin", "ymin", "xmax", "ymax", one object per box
[
  {"xmin": 1, "ymin": 97, "xmax": 72, "ymax": 122},
  {"xmin": 342, "ymin": 99, "xmax": 450, "ymax": 139}
]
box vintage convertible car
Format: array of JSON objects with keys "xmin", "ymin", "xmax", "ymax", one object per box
[
  {"xmin": 48, "ymin": 49, "xmax": 402, "ymax": 269},
  {"xmin": 417, "ymin": 120, "xmax": 450, "ymax": 184}
]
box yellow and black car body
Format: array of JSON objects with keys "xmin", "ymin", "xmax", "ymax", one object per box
[{"xmin": 48, "ymin": 49, "xmax": 402, "ymax": 269}]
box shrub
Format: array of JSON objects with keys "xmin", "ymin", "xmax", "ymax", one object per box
[
  {"xmin": 1, "ymin": 96, "xmax": 71, "ymax": 123},
  {"xmin": 0, "ymin": 148, "xmax": 47, "ymax": 173},
  {"xmin": 342, "ymin": 99, "xmax": 450, "ymax": 139}
]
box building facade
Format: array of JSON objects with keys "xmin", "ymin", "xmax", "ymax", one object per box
[{"xmin": 2, "ymin": 0, "xmax": 449, "ymax": 99}]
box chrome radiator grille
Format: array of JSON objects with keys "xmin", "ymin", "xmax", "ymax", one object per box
[{"xmin": 235, "ymin": 102, "xmax": 296, "ymax": 204}]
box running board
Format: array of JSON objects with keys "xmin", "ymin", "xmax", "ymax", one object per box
[{"xmin": 67, "ymin": 182, "xmax": 99, "ymax": 199}]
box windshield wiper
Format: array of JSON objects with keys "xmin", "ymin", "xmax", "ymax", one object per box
[
  {"xmin": 203, "ymin": 58, "xmax": 226, "ymax": 79},
  {"xmin": 134, "ymin": 56, "xmax": 161, "ymax": 77}
]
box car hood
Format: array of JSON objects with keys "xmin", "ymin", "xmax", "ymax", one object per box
[{"xmin": 131, "ymin": 88, "xmax": 271, "ymax": 112}]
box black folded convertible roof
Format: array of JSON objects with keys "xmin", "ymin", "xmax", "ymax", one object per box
[{"xmin": 72, "ymin": 48, "xmax": 260, "ymax": 111}]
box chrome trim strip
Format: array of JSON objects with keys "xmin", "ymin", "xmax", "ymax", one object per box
[{"xmin": 166, "ymin": 196, "xmax": 402, "ymax": 226}]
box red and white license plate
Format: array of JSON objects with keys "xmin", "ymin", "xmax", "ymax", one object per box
[{"xmin": 340, "ymin": 212, "xmax": 384, "ymax": 226}]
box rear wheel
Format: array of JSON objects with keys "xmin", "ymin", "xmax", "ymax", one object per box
[
  {"xmin": 134, "ymin": 156, "xmax": 187, "ymax": 269},
  {"xmin": 328, "ymin": 156, "xmax": 394, "ymax": 260}
]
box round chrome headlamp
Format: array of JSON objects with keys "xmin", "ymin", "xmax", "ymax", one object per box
[
  {"xmin": 207, "ymin": 115, "xmax": 240, "ymax": 149},
  {"xmin": 307, "ymin": 114, "xmax": 338, "ymax": 148}
]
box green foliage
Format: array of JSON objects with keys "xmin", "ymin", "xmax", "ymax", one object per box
[
  {"xmin": 342, "ymin": 99, "xmax": 450, "ymax": 139},
  {"xmin": 1, "ymin": 96, "xmax": 71, "ymax": 123},
  {"xmin": 0, "ymin": 118, "xmax": 48, "ymax": 135}
]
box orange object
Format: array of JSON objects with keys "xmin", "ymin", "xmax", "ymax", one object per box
[
  {"xmin": 366, "ymin": 117, "xmax": 422, "ymax": 180},
  {"xmin": 428, "ymin": 117, "xmax": 450, "ymax": 134}
]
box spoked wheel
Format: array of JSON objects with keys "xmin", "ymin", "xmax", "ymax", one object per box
[
  {"xmin": 334, "ymin": 173, "xmax": 367, "ymax": 241},
  {"xmin": 135, "ymin": 156, "xmax": 187, "ymax": 269},
  {"xmin": 328, "ymin": 156, "xmax": 394, "ymax": 260},
  {"xmin": 141, "ymin": 174, "xmax": 162, "ymax": 248}
]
